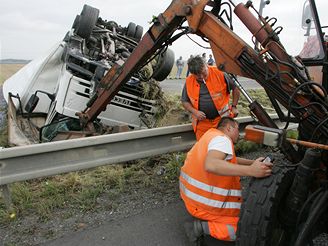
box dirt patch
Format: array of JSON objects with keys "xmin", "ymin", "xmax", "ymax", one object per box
[{"xmin": 0, "ymin": 64, "xmax": 26, "ymax": 85}]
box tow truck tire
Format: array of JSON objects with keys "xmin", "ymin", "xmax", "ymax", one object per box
[
  {"xmin": 76, "ymin": 5, "xmax": 99, "ymax": 39},
  {"xmin": 152, "ymin": 49, "xmax": 175, "ymax": 81},
  {"xmin": 236, "ymin": 166, "xmax": 295, "ymax": 246},
  {"xmin": 126, "ymin": 22, "xmax": 136, "ymax": 38},
  {"xmin": 134, "ymin": 25, "xmax": 143, "ymax": 41}
]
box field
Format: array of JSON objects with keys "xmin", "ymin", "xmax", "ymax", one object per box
[
  {"xmin": 0, "ymin": 64, "xmax": 26, "ymax": 85},
  {"xmin": 0, "ymin": 61, "xmax": 184, "ymax": 85}
]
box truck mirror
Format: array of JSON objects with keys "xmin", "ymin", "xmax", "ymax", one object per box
[
  {"xmin": 25, "ymin": 94, "xmax": 40, "ymax": 113},
  {"xmin": 302, "ymin": 0, "xmax": 313, "ymax": 33}
]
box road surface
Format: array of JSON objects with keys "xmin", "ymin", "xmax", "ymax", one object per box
[
  {"xmin": 160, "ymin": 77, "xmax": 261, "ymax": 94},
  {"xmin": 45, "ymin": 200, "xmax": 222, "ymax": 246},
  {"xmin": 45, "ymin": 201, "xmax": 190, "ymax": 246}
]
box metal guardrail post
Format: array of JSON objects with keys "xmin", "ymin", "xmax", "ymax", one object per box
[{"xmin": 1, "ymin": 185, "xmax": 13, "ymax": 210}]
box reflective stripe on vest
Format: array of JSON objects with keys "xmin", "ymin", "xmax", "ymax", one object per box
[
  {"xmin": 227, "ymin": 224, "xmax": 236, "ymax": 241},
  {"xmin": 218, "ymin": 104, "xmax": 230, "ymax": 117},
  {"xmin": 180, "ymin": 170, "xmax": 241, "ymax": 197},
  {"xmin": 180, "ymin": 182, "xmax": 241, "ymax": 209}
]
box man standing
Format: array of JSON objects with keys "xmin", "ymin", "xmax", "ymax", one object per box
[
  {"xmin": 202, "ymin": 53, "xmax": 207, "ymax": 62},
  {"xmin": 175, "ymin": 56, "xmax": 184, "ymax": 79},
  {"xmin": 186, "ymin": 54, "xmax": 194, "ymax": 77},
  {"xmin": 207, "ymin": 54, "xmax": 215, "ymax": 66},
  {"xmin": 180, "ymin": 117, "xmax": 273, "ymax": 245},
  {"xmin": 181, "ymin": 55, "xmax": 240, "ymax": 140}
]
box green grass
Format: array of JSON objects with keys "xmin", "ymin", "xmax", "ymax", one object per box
[{"xmin": 0, "ymin": 153, "xmax": 186, "ymax": 224}]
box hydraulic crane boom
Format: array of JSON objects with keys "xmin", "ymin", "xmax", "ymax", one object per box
[
  {"xmin": 77, "ymin": 0, "xmax": 256, "ymax": 125},
  {"xmin": 78, "ymin": 0, "xmax": 324, "ymax": 162}
]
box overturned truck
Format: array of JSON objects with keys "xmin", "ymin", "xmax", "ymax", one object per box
[{"xmin": 3, "ymin": 5, "xmax": 174, "ymax": 145}]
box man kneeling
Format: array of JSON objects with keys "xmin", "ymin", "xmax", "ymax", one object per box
[{"xmin": 179, "ymin": 117, "xmax": 273, "ymax": 245}]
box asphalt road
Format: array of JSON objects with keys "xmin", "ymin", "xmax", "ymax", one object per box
[
  {"xmin": 160, "ymin": 77, "xmax": 261, "ymax": 94},
  {"xmin": 45, "ymin": 200, "xmax": 223, "ymax": 246},
  {"xmin": 45, "ymin": 201, "xmax": 191, "ymax": 246}
]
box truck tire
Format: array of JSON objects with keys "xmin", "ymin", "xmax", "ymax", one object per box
[
  {"xmin": 134, "ymin": 25, "xmax": 143, "ymax": 41},
  {"xmin": 236, "ymin": 165, "xmax": 295, "ymax": 246},
  {"xmin": 72, "ymin": 15, "xmax": 80, "ymax": 30},
  {"xmin": 126, "ymin": 22, "xmax": 136, "ymax": 38},
  {"xmin": 152, "ymin": 49, "xmax": 175, "ymax": 81},
  {"xmin": 76, "ymin": 5, "xmax": 99, "ymax": 39}
]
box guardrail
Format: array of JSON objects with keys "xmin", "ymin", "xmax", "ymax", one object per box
[
  {"xmin": 0, "ymin": 115, "xmax": 288, "ymax": 206},
  {"xmin": 0, "ymin": 124, "xmax": 195, "ymax": 186}
]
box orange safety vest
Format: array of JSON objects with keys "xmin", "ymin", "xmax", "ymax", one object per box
[
  {"xmin": 180, "ymin": 128, "xmax": 242, "ymax": 240},
  {"xmin": 186, "ymin": 66, "xmax": 230, "ymax": 132}
]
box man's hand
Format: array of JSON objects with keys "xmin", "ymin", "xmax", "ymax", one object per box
[
  {"xmin": 182, "ymin": 101, "xmax": 206, "ymax": 120},
  {"xmin": 249, "ymin": 157, "xmax": 273, "ymax": 178},
  {"xmin": 193, "ymin": 110, "xmax": 206, "ymax": 120}
]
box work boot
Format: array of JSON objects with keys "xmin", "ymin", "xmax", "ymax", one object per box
[{"xmin": 184, "ymin": 219, "xmax": 204, "ymax": 246}]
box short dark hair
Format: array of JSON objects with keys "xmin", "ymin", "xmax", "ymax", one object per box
[
  {"xmin": 187, "ymin": 55, "xmax": 206, "ymax": 75},
  {"xmin": 217, "ymin": 117, "xmax": 238, "ymax": 129}
]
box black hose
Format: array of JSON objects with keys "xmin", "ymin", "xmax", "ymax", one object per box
[
  {"xmin": 310, "ymin": 117, "xmax": 328, "ymax": 141},
  {"xmin": 296, "ymin": 187, "xmax": 323, "ymax": 228},
  {"xmin": 284, "ymin": 82, "xmax": 328, "ymax": 130}
]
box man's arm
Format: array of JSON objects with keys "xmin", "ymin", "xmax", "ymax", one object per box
[
  {"xmin": 204, "ymin": 150, "xmax": 272, "ymax": 178},
  {"xmin": 237, "ymin": 157, "xmax": 253, "ymax": 165},
  {"xmin": 224, "ymin": 73, "xmax": 240, "ymax": 116},
  {"xmin": 231, "ymin": 86, "xmax": 240, "ymax": 108}
]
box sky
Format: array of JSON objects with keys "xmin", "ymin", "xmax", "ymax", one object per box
[{"xmin": 0, "ymin": 0, "xmax": 327, "ymax": 61}]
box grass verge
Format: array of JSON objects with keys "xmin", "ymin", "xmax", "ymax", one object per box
[{"xmin": 0, "ymin": 153, "xmax": 186, "ymax": 224}]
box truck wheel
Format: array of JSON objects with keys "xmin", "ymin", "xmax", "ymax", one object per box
[
  {"xmin": 134, "ymin": 25, "xmax": 143, "ymax": 41},
  {"xmin": 236, "ymin": 165, "xmax": 295, "ymax": 246},
  {"xmin": 72, "ymin": 15, "xmax": 80, "ymax": 30},
  {"xmin": 76, "ymin": 5, "xmax": 99, "ymax": 39},
  {"xmin": 152, "ymin": 48, "xmax": 175, "ymax": 81},
  {"xmin": 126, "ymin": 22, "xmax": 136, "ymax": 38}
]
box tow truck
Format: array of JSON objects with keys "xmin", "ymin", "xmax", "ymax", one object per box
[{"xmin": 75, "ymin": 0, "xmax": 327, "ymax": 245}]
